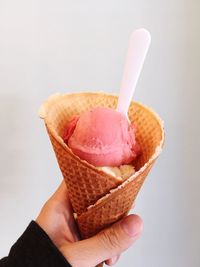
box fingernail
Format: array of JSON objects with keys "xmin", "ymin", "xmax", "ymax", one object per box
[
  {"xmin": 121, "ymin": 215, "xmax": 143, "ymax": 237},
  {"xmin": 111, "ymin": 255, "xmax": 120, "ymax": 264},
  {"xmin": 130, "ymin": 202, "xmax": 135, "ymax": 209}
]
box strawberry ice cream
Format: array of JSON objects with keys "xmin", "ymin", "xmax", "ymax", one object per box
[{"xmin": 63, "ymin": 107, "xmax": 140, "ymax": 167}]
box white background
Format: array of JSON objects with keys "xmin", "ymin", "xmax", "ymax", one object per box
[{"xmin": 0, "ymin": 1, "xmax": 200, "ymax": 266}]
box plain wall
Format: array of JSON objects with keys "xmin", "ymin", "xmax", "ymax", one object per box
[{"xmin": 0, "ymin": 1, "xmax": 200, "ymax": 266}]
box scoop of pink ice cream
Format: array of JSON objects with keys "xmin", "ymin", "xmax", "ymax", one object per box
[{"xmin": 63, "ymin": 107, "xmax": 140, "ymax": 167}]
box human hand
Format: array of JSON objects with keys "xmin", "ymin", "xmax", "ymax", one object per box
[{"xmin": 36, "ymin": 181, "xmax": 143, "ymax": 267}]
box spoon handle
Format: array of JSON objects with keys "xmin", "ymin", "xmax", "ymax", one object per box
[{"xmin": 117, "ymin": 28, "xmax": 151, "ymax": 117}]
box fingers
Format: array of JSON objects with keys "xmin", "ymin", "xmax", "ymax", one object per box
[
  {"xmin": 61, "ymin": 214, "xmax": 143, "ymax": 267},
  {"xmin": 96, "ymin": 214, "xmax": 143, "ymax": 260},
  {"xmin": 50, "ymin": 180, "xmax": 71, "ymax": 206},
  {"xmin": 105, "ymin": 201, "xmax": 135, "ymax": 262},
  {"xmin": 130, "ymin": 202, "xmax": 135, "ymax": 210},
  {"xmin": 53, "ymin": 180, "xmax": 68, "ymax": 200},
  {"xmin": 49, "ymin": 180, "xmax": 74, "ymax": 219},
  {"xmin": 105, "ymin": 254, "xmax": 120, "ymax": 266}
]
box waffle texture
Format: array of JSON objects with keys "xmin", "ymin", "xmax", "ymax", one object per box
[{"xmin": 39, "ymin": 92, "xmax": 164, "ymax": 241}]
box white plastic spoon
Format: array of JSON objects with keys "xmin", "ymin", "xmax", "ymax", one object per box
[{"xmin": 117, "ymin": 28, "xmax": 151, "ymax": 119}]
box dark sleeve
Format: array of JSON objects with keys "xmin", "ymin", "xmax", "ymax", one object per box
[{"xmin": 0, "ymin": 221, "xmax": 72, "ymax": 267}]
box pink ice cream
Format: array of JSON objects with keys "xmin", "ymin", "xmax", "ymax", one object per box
[{"xmin": 63, "ymin": 107, "xmax": 140, "ymax": 167}]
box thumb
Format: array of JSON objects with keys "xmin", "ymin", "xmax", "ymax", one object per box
[{"xmin": 61, "ymin": 214, "xmax": 143, "ymax": 267}]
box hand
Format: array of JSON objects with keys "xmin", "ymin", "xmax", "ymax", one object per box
[{"xmin": 36, "ymin": 181, "xmax": 143, "ymax": 267}]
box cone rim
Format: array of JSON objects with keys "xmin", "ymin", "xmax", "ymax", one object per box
[{"xmin": 39, "ymin": 91, "xmax": 165, "ymax": 196}]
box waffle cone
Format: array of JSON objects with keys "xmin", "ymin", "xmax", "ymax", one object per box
[{"xmin": 39, "ymin": 91, "xmax": 164, "ymax": 248}]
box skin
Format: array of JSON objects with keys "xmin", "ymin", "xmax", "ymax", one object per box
[{"xmin": 36, "ymin": 181, "xmax": 143, "ymax": 267}]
